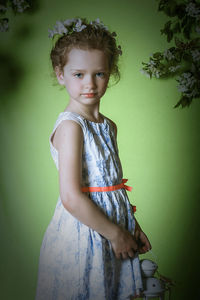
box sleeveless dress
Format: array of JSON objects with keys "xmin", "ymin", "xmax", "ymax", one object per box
[{"xmin": 35, "ymin": 111, "xmax": 143, "ymax": 300}]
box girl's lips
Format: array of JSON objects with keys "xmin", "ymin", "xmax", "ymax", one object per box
[{"xmin": 82, "ymin": 93, "xmax": 96, "ymax": 98}]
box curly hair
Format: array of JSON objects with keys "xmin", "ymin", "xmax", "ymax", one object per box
[{"xmin": 49, "ymin": 18, "xmax": 122, "ymax": 88}]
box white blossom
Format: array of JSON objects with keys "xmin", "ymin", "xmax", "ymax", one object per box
[
  {"xmin": 73, "ymin": 19, "xmax": 86, "ymax": 32},
  {"xmin": 155, "ymin": 70, "xmax": 161, "ymax": 78},
  {"xmin": 146, "ymin": 60, "xmax": 157, "ymax": 73},
  {"xmin": 0, "ymin": 5, "xmax": 7, "ymax": 13},
  {"xmin": 196, "ymin": 26, "xmax": 200, "ymax": 34},
  {"xmin": 168, "ymin": 65, "xmax": 181, "ymax": 72},
  {"xmin": 0, "ymin": 18, "xmax": 9, "ymax": 32},
  {"xmin": 140, "ymin": 69, "xmax": 151, "ymax": 78},
  {"xmin": 143, "ymin": 59, "xmax": 165, "ymax": 77},
  {"xmin": 48, "ymin": 20, "xmax": 68, "ymax": 38},
  {"xmin": 163, "ymin": 49, "xmax": 175, "ymax": 60},
  {"xmin": 63, "ymin": 18, "xmax": 77, "ymax": 26},
  {"xmin": 176, "ymin": 72, "xmax": 197, "ymax": 97},
  {"xmin": 148, "ymin": 59, "xmax": 156, "ymax": 67},
  {"xmin": 48, "ymin": 29, "xmax": 56, "ymax": 38},
  {"xmin": 54, "ymin": 21, "xmax": 68, "ymax": 35},
  {"xmin": 13, "ymin": 0, "xmax": 30, "ymax": 13},
  {"xmin": 191, "ymin": 49, "xmax": 200, "ymax": 62},
  {"xmin": 185, "ymin": 2, "xmax": 200, "ymax": 18},
  {"xmin": 90, "ymin": 18, "xmax": 108, "ymax": 30},
  {"xmin": 47, "ymin": 17, "xmax": 116, "ymax": 46}
]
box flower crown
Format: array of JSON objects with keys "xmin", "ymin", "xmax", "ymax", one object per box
[{"xmin": 48, "ymin": 17, "xmax": 122, "ymax": 56}]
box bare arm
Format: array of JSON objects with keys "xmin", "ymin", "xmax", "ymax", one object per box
[{"xmin": 56, "ymin": 120, "xmax": 138, "ymax": 259}]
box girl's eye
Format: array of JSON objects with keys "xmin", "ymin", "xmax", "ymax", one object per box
[
  {"xmin": 96, "ymin": 72, "xmax": 105, "ymax": 77},
  {"xmin": 74, "ymin": 73, "xmax": 83, "ymax": 78},
  {"xmin": 74, "ymin": 72, "xmax": 106, "ymax": 78}
]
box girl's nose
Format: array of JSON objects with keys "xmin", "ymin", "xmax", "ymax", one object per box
[{"xmin": 84, "ymin": 75, "xmax": 97, "ymax": 89}]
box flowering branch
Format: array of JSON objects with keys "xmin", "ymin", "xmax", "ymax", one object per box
[
  {"xmin": 140, "ymin": 0, "xmax": 200, "ymax": 108},
  {"xmin": 0, "ymin": 0, "xmax": 31, "ymax": 32}
]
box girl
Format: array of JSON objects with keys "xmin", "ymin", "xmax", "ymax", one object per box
[{"xmin": 35, "ymin": 17, "xmax": 152, "ymax": 300}]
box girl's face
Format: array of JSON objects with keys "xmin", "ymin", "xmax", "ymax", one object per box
[{"xmin": 56, "ymin": 48, "xmax": 110, "ymax": 106}]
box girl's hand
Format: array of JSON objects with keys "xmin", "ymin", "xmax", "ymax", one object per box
[
  {"xmin": 135, "ymin": 229, "xmax": 152, "ymax": 254},
  {"xmin": 109, "ymin": 227, "xmax": 139, "ymax": 260}
]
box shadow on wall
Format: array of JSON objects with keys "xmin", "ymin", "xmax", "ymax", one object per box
[
  {"xmin": 0, "ymin": 52, "xmax": 25, "ymax": 104},
  {"xmin": 0, "ymin": 0, "xmax": 41, "ymax": 109}
]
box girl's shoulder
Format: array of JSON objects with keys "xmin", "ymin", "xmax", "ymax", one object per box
[{"xmin": 50, "ymin": 111, "xmax": 85, "ymax": 152}]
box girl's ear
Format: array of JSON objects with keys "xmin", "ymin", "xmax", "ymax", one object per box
[{"xmin": 55, "ymin": 66, "xmax": 65, "ymax": 85}]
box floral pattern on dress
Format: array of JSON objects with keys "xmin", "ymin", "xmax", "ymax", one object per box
[{"xmin": 35, "ymin": 111, "xmax": 143, "ymax": 300}]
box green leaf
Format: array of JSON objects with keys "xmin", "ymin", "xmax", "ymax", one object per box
[
  {"xmin": 153, "ymin": 52, "xmax": 163, "ymax": 59},
  {"xmin": 174, "ymin": 99, "xmax": 182, "ymax": 108},
  {"xmin": 167, "ymin": 31, "xmax": 173, "ymax": 42},
  {"xmin": 174, "ymin": 96, "xmax": 192, "ymax": 108},
  {"xmin": 183, "ymin": 21, "xmax": 193, "ymax": 40},
  {"xmin": 168, "ymin": 1, "xmax": 179, "ymax": 17},
  {"xmin": 158, "ymin": 0, "xmax": 168, "ymax": 12},
  {"xmin": 175, "ymin": 37, "xmax": 184, "ymax": 48},
  {"xmin": 176, "ymin": 4, "xmax": 187, "ymax": 19},
  {"xmin": 181, "ymin": 16, "xmax": 188, "ymax": 28},
  {"xmin": 164, "ymin": 20, "xmax": 172, "ymax": 30},
  {"xmin": 174, "ymin": 50, "xmax": 182, "ymax": 62},
  {"xmin": 172, "ymin": 21, "xmax": 181, "ymax": 34}
]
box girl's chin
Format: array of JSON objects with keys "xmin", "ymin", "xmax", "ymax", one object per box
[{"xmin": 69, "ymin": 96, "xmax": 101, "ymax": 105}]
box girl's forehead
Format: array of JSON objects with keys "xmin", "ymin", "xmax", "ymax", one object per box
[
  {"xmin": 66, "ymin": 48, "xmax": 109, "ymax": 69},
  {"xmin": 68, "ymin": 47, "xmax": 105, "ymax": 57}
]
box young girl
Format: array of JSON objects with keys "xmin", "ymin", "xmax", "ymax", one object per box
[{"xmin": 35, "ymin": 17, "xmax": 152, "ymax": 300}]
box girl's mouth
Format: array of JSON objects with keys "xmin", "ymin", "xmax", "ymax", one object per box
[{"xmin": 82, "ymin": 93, "xmax": 96, "ymax": 98}]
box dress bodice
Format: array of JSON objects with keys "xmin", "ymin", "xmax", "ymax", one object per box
[{"xmin": 49, "ymin": 111, "xmax": 123, "ymax": 187}]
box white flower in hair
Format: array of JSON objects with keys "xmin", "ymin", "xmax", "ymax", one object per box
[
  {"xmin": 47, "ymin": 16, "xmax": 122, "ymax": 56},
  {"xmin": 73, "ymin": 18, "xmax": 87, "ymax": 32},
  {"xmin": 48, "ymin": 20, "xmax": 68, "ymax": 38},
  {"xmin": 48, "ymin": 29, "xmax": 55, "ymax": 38},
  {"xmin": 63, "ymin": 18, "xmax": 78, "ymax": 26},
  {"xmin": 90, "ymin": 18, "xmax": 108, "ymax": 30},
  {"xmin": 54, "ymin": 20, "xmax": 68, "ymax": 34}
]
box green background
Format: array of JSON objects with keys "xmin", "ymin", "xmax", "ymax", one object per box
[{"xmin": 0, "ymin": 0, "xmax": 199, "ymax": 299}]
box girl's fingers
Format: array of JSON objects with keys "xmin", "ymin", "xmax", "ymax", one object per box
[
  {"xmin": 115, "ymin": 252, "xmax": 121, "ymax": 259},
  {"xmin": 122, "ymin": 252, "xmax": 129, "ymax": 259},
  {"xmin": 139, "ymin": 247, "xmax": 148, "ymax": 254},
  {"xmin": 122, "ymin": 248, "xmax": 136, "ymax": 259},
  {"xmin": 127, "ymin": 249, "xmax": 135, "ymax": 258},
  {"xmin": 132, "ymin": 238, "xmax": 139, "ymax": 252},
  {"xmin": 139, "ymin": 232, "xmax": 152, "ymax": 251}
]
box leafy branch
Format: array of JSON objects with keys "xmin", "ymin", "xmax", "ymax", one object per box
[
  {"xmin": 140, "ymin": 0, "xmax": 200, "ymax": 108},
  {"xmin": 0, "ymin": 0, "xmax": 32, "ymax": 32}
]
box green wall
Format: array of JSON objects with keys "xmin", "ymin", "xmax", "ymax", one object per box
[{"xmin": 0, "ymin": 0, "xmax": 199, "ymax": 299}]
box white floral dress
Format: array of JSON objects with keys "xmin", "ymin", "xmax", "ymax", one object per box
[{"xmin": 35, "ymin": 111, "xmax": 143, "ymax": 300}]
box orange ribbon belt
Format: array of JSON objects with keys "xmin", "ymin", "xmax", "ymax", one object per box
[
  {"xmin": 81, "ymin": 178, "xmax": 132, "ymax": 193},
  {"xmin": 81, "ymin": 179, "xmax": 136, "ymax": 212}
]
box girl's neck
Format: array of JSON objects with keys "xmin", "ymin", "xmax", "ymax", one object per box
[{"xmin": 64, "ymin": 101, "xmax": 103, "ymax": 123}]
